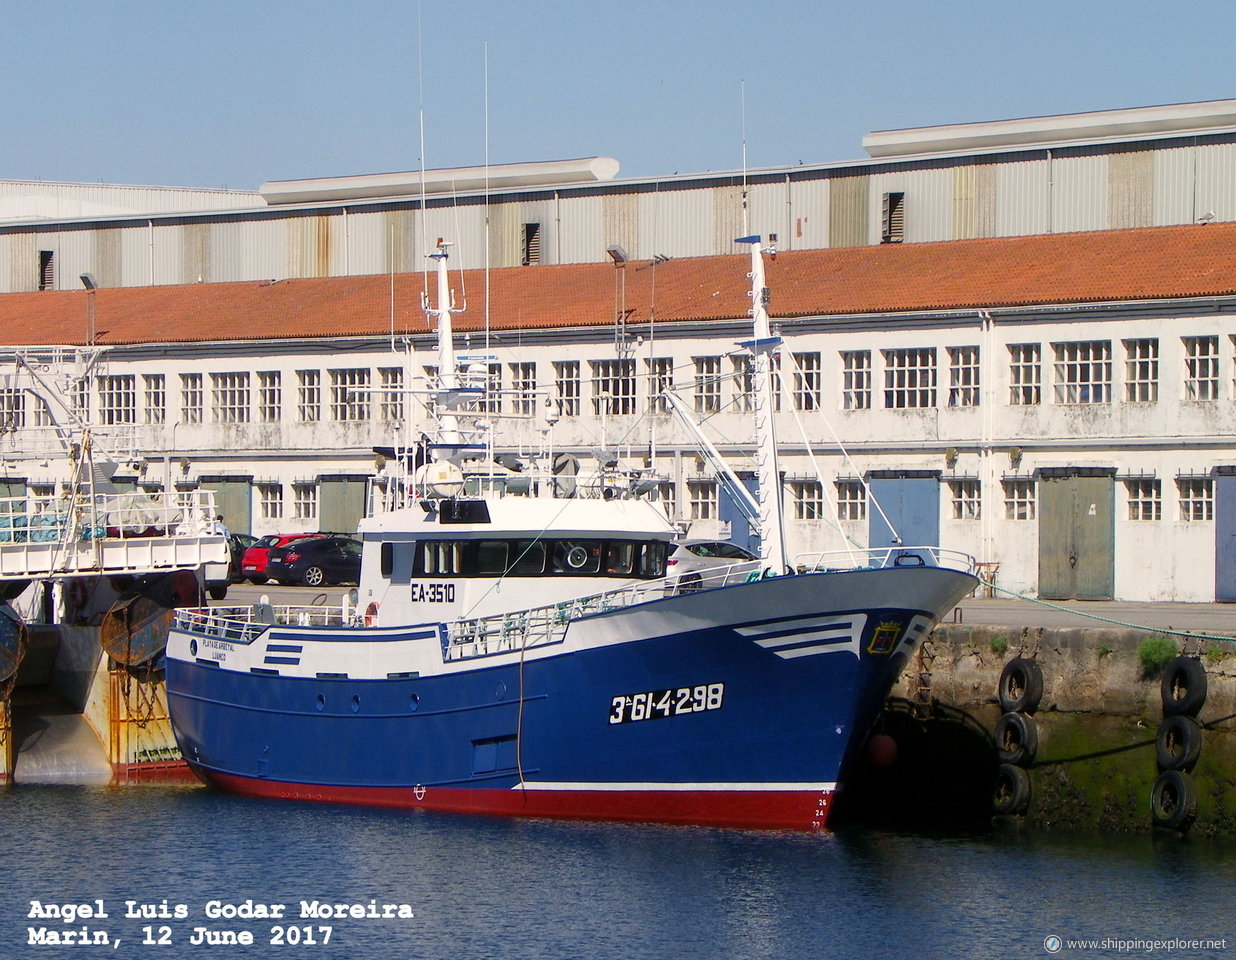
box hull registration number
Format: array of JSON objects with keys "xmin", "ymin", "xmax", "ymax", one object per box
[{"xmin": 609, "ymin": 683, "xmax": 724, "ymax": 724}]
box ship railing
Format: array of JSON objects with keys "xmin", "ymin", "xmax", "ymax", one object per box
[
  {"xmin": 792, "ymin": 545, "xmax": 977, "ymax": 576},
  {"xmin": 174, "ymin": 601, "xmax": 352, "ymax": 644},
  {"xmin": 442, "ymin": 560, "xmax": 766, "ymax": 661}
]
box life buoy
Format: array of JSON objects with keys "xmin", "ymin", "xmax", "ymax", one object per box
[
  {"xmin": 1161, "ymin": 656, "xmax": 1207, "ymax": 718},
  {"xmin": 364, "ymin": 602, "xmax": 380, "ymax": 627},
  {"xmin": 994, "ymin": 711, "xmax": 1038, "ymax": 766},
  {"xmin": 66, "ymin": 578, "xmax": 90, "ymax": 613},
  {"xmin": 1150, "ymin": 770, "xmax": 1198, "ymax": 832},
  {"xmin": 998, "ymin": 657, "xmax": 1044, "ymax": 715},
  {"xmin": 1155, "ymin": 715, "xmax": 1203, "ymax": 772}
]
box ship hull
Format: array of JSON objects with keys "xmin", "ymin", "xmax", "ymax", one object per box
[{"xmin": 166, "ymin": 566, "xmax": 975, "ymax": 830}]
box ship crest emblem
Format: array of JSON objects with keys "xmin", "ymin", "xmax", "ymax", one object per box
[{"xmin": 868, "ymin": 621, "xmax": 904, "ymax": 654}]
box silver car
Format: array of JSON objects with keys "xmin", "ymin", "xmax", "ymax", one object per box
[{"xmin": 666, "ymin": 539, "xmax": 758, "ymax": 591}]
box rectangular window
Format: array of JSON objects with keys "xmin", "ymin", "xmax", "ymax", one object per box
[
  {"xmin": 1008, "ymin": 343, "xmax": 1041, "ymax": 406},
  {"xmin": 1002, "ymin": 479, "xmax": 1036, "ymax": 520},
  {"xmin": 257, "ymin": 371, "xmax": 281, "ymax": 423},
  {"xmin": 646, "ymin": 357, "xmax": 673, "ymax": 414},
  {"xmin": 0, "ymin": 389, "xmax": 24, "ymax": 430},
  {"xmin": 686, "ymin": 479, "xmax": 717, "ymax": 520},
  {"xmin": 211, "ymin": 372, "xmax": 250, "ymax": 423},
  {"xmin": 1052, "ymin": 340, "xmax": 1111, "ymax": 404},
  {"xmin": 881, "ymin": 191, "xmax": 905, "ymax": 244},
  {"xmin": 655, "ymin": 481, "xmax": 676, "ymax": 520},
  {"xmin": 949, "ymin": 479, "xmax": 981, "ymax": 520},
  {"xmin": 553, "ymin": 361, "xmax": 580, "ymax": 417},
  {"xmin": 509, "ymin": 362, "xmax": 536, "ymax": 416},
  {"xmin": 257, "ymin": 482, "xmax": 283, "ymax": 520},
  {"xmin": 1183, "ymin": 336, "xmax": 1219, "ymax": 401},
  {"xmin": 1124, "ymin": 339, "xmax": 1159, "ymax": 403},
  {"xmin": 329, "ymin": 368, "xmax": 370, "ymax": 421},
  {"xmin": 590, "ymin": 359, "xmax": 636, "ymax": 415},
  {"xmin": 841, "ymin": 350, "xmax": 871, "ymax": 410},
  {"xmin": 478, "ymin": 363, "xmax": 502, "ymax": 414},
  {"xmin": 789, "ymin": 480, "xmax": 824, "ymax": 520},
  {"xmin": 143, "ymin": 374, "xmax": 166, "ymax": 425},
  {"xmin": 883, "ymin": 348, "xmax": 937, "ymax": 408},
  {"xmin": 1126, "ymin": 479, "xmax": 1161, "ymax": 521},
  {"xmin": 522, "ymin": 223, "xmax": 541, "ymax": 266},
  {"xmin": 1177, "ymin": 477, "xmax": 1213, "ymax": 522},
  {"xmin": 38, "ymin": 250, "xmax": 55, "ymax": 291},
  {"xmin": 731, "ymin": 355, "xmax": 754, "ymax": 412},
  {"xmin": 791, "ymin": 352, "xmax": 822, "ymax": 411},
  {"xmin": 98, "ymin": 375, "xmax": 137, "ymax": 425},
  {"xmin": 694, "ymin": 356, "xmax": 722, "ymax": 414},
  {"xmin": 181, "ymin": 373, "xmax": 203, "ymax": 424},
  {"xmin": 947, "ymin": 346, "xmax": 980, "ymax": 407},
  {"xmin": 835, "ymin": 480, "xmax": 866, "ymax": 521},
  {"xmin": 378, "ymin": 367, "xmax": 404, "ymax": 421},
  {"xmin": 293, "ymin": 483, "xmax": 318, "ymax": 520},
  {"xmin": 297, "ymin": 370, "xmax": 321, "ymax": 422}
]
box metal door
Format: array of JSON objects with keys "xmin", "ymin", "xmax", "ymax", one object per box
[
  {"xmin": 1216, "ymin": 470, "xmax": 1236, "ymax": 601},
  {"xmin": 867, "ymin": 471, "xmax": 940, "ymax": 564},
  {"xmin": 199, "ymin": 476, "xmax": 253, "ymax": 536},
  {"xmin": 319, "ymin": 476, "xmax": 366, "ymax": 536},
  {"xmin": 719, "ymin": 473, "xmax": 760, "ymax": 555},
  {"xmin": 1037, "ymin": 471, "xmax": 1114, "ymax": 600}
]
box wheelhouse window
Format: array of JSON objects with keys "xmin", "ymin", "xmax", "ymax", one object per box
[{"xmin": 410, "ymin": 538, "xmax": 668, "ymax": 579}]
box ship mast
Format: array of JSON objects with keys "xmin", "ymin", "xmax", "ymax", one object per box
[
  {"xmin": 421, "ymin": 240, "xmax": 480, "ymax": 466},
  {"xmin": 737, "ymin": 235, "xmax": 789, "ymax": 574}
]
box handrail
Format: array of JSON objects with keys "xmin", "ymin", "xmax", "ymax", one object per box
[
  {"xmin": 792, "ymin": 545, "xmax": 977, "ymax": 575},
  {"xmin": 0, "ymin": 490, "xmax": 219, "ymax": 545}
]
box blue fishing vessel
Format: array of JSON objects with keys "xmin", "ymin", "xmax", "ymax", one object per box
[{"xmin": 164, "ymin": 238, "xmax": 976, "ymax": 829}]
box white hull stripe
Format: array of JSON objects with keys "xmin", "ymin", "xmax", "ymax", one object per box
[
  {"xmin": 734, "ymin": 613, "xmax": 862, "ymax": 639},
  {"xmin": 512, "ymin": 781, "xmax": 837, "ymax": 792}
]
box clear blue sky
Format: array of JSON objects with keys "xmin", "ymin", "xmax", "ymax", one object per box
[{"xmin": 3, "ymin": 0, "xmax": 1232, "ymax": 190}]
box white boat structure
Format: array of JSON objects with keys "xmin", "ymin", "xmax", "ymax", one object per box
[
  {"xmin": 164, "ymin": 238, "xmax": 977, "ymax": 829},
  {"xmin": 0, "ymin": 346, "xmax": 227, "ymax": 783}
]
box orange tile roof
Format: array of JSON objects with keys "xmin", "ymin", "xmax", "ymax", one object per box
[{"xmin": 5, "ymin": 223, "xmax": 1236, "ymax": 347}]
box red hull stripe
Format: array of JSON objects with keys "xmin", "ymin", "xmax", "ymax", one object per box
[{"xmin": 204, "ymin": 771, "xmax": 834, "ymax": 831}]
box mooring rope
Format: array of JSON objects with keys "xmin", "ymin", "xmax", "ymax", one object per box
[{"xmin": 972, "ymin": 578, "xmax": 1236, "ymax": 643}]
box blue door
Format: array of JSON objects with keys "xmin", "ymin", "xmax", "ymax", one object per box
[
  {"xmin": 866, "ymin": 471, "xmax": 940, "ymax": 564},
  {"xmin": 1217, "ymin": 470, "xmax": 1236, "ymax": 602}
]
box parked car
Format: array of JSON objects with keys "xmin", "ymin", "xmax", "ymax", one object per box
[
  {"xmin": 205, "ymin": 532, "xmax": 258, "ymax": 601},
  {"xmin": 241, "ymin": 533, "xmax": 324, "ymax": 584},
  {"xmin": 266, "ymin": 536, "xmax": 363, "ymax": 587},
  {"xmin": 666, "ymin": 539, "xmax": 758, "ymax": 591}
]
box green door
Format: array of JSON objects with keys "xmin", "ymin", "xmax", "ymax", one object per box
[
  {"xmin": 1038, "ymin": 471, "xmax": 1115, "ymax": 600},
  {"xmin": 319, "ymin": 476, "xmax": 366, "ymax": 536},
  {"xmin": 198, "ymin": 476, "xmax": 254, "ymax": 536}
]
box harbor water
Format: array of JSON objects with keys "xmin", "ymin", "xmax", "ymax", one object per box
[{"xmin": 0, "ymin": 783, "xmax": 1232, "ymax": 959}]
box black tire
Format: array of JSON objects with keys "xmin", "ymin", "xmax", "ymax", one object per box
[
  {"xmin": 207, "ymin": 584, "xmax": 228, "ymax": 601},
  {"xmin": 998, "ymin": 657, "xmax": 1044, "ymax": 715},
  {"xmin": 1161, "ymin": 656, "xmax": 1207, "ymax": 717},
  {"xmin": 302, "ymin": 566, "xmax": 326, "ymax": 587},
  {"xmin": 994, "ymin": 711, "xmax": 1038, "ymax": 766},
  {"xmin": 1155, "ymin": 715, "xmax": 1203, "ymax": 772},
  {"xmin": 248, "ymin": 575, "xmax": 269, "ymax": 585},
  {"xmin": 992, "ymin": 763, "xmax": 1031, "ymax": 816},
  {"xmin": 1150, "ymin": 770, "xmax": 1198, "ymax": 831}
]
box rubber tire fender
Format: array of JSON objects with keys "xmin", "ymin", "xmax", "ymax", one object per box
[
  {"xmin": 1150, "ymin": 770, "xmax": 1198, "ymax": 832},
  {"xmin": 992, "ymin": 763, "xmax": 1031, "ymax": 816},
  {"xmin": 1161, "ymin": 656, "xmax": 1207, "ymax": 718},
  {"xmin": 998, "ymin": 657, "xmax": 1044, "ymax": 715},
  {"xmin": 994, "ymin": 711, "xmax": 1038, "ymax": 766},
  {"xmin": 1155, "ymin": 715, "xmax": 1202, "ymax": 772}
]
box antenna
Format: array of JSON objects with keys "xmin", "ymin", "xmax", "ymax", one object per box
[
  {"xmin": 484, "ymin": 40, "xmax": 491, "ymax": 354},
  {"xmin": 740, "ymin": 79, "xmax": 749, "ymax": 237}
]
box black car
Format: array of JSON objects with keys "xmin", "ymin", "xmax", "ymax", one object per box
[{"xmin": 266, "ymin": 536, "xmax": 362, "ymax": 587}]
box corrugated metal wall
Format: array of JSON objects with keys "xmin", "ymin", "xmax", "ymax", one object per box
[{"xmin": 7, "ymin": 135, "xmax": 1236, "ymax": 291}]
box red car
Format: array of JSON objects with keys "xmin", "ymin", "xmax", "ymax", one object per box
[{"xmin": 240, "ymin": 534, "xmax": 324, "ymax": 584}]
